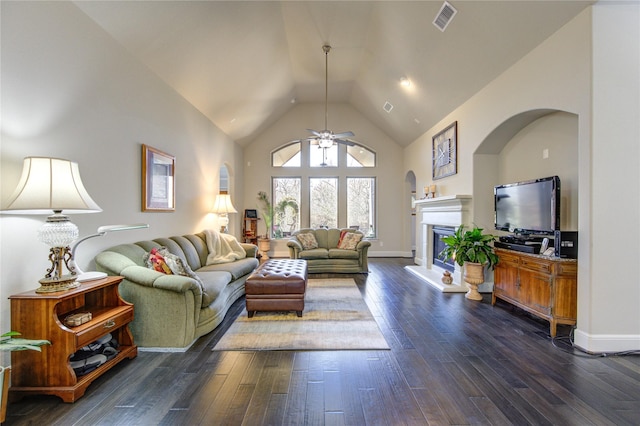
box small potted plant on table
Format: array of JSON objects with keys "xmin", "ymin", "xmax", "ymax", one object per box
[{"xmin": 439, "ymin": 225, "xmax": 499, "ymax": 301}]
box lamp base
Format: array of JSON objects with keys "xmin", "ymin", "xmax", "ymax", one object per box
[{"xmin": 36, "ymin": 274, "xmax": 77, "ymax": 293}]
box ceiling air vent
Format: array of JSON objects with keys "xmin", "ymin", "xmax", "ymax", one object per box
[
  {"xmin": 383, "ymin": 101, "xmax": 394, "ymax": 113},
  {"xmin": 433, "ymin": 1, "xmax": 457, "ymax": 32}
]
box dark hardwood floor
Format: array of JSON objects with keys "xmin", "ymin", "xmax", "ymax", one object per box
[{"xmin": 5, "ymin": 258, "xmax": 640, "ymax": 425}]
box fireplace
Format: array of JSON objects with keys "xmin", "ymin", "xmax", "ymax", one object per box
[
  {"xmin": 405, "ymin": 195, "xmax": 472, "ymax": 293},
  {"xmin": 432, "ymin": 226, "xmax": 455, "ymax": 272}
]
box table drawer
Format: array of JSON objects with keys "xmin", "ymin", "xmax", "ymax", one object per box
[{"xmin": 75, "ymin": 307, "xmax": 133, "ymax": 348}]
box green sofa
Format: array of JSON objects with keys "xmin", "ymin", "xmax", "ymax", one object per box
[
  {"xmin": 94, "ymin": 231, "xmax": 259, "ymax": 351},
  {"xmin": 286, "ymin": 228, "xmax": 371, "ymax": 273}
]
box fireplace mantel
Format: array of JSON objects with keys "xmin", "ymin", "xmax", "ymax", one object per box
[{"xmin": 407, "ymin": 194, "xmax": 473, "ymax": 293}]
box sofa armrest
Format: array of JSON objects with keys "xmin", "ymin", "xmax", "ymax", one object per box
[
  {"xmin": 287, "ymin": 238, "xmax": 303, "ymax": 259},
  {"xmin": 241, "ymin": 243, "xmax": 258, "ymax": 258}
]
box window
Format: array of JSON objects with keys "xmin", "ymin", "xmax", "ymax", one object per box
[
  {"xmin": 347, "ymin": 144, "xmax": 375, "ymax": 167},
  {"xmin": 270, "ymin": 141, "xmax": 378, "ymax": 238},
  {"xmin": 272, "ymin": 142, "xmax": 300, "ymax": 167},
  {"xmin": 310, "ymin": 177, "xmax": 338, "ymax": 228},
  {"xmin": 273, "ymin": 177, "xmax": 301, "ymax": 238},
  {"xmin": 347, "ymin": 177, "xmax": 376, "ymax": 237},
  {"xmin": 310, "ymin": 145, "xmax": 337, "ymax": 167}
]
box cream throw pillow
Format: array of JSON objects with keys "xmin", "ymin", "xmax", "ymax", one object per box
[
  {"xmin": 337, "ymin": 233, "xmax": 363, "ymax": 250},
  {"xmin": 297, "ymin": 233, "xmax": 319, "ymax": 250}
]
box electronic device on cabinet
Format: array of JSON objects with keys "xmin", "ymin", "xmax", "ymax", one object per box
[{"xmin": 493, "ymin": 176, "xmax": 576, "ymax": 258}]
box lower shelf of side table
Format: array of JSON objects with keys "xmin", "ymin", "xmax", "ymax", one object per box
[{"xmin": 9, "ymin": 345, "xmax": 137, "ymax": 403}]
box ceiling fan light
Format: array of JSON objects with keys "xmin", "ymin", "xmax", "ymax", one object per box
[{"xmin": 319, "ymin": 138, "xmax": 333, "ymax": 148}]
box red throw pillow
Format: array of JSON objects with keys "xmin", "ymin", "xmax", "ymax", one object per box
[{"xmin": 337, "ymin": 230, "xmax": 350, "ymax": 247}]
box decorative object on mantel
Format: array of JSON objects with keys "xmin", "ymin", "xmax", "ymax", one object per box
[
  {"xmin": 441, "ymin": 270, "xmax": 453, "ymax": 285},
  {"xmin": 142, "ymin": 144, "xmax": 175, "ymax": 212},
  {"xmin": 1, "ymin": 157, "xmax": 102, "ymax": 293},
  {"xmin": 439, "ymin": 225, "xmax": 499, "ymax": 301},
  {"xmin": 432, "ymin": 121, "xmax": 457, "ymax": 180}
]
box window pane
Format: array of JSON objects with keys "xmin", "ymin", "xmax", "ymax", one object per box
[
  {"xmin": 273, "ymin": 178, "xmax": 300, "ymax": 238},
  {"xmin": 272, "ymin": 142, "xmax": 301, "ymax": 167},
  {"xmin": 310, "ymin": 177, "xmax": 338, "ymax": 228},
  {"xmin": 347, "ymin": 144, "xmax": 376, "ymax": 167},
  {"xmin": 310, "ymin": 145, "xmax": 337, "ymax": 167},
  {"xmin": 347, "ymin": 177, "xmax": 376, "ymax": 237}
]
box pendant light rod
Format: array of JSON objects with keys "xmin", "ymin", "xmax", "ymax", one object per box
[{"xmin": 323, "ymin": 44, "xmax": 331, "ymax": 131}]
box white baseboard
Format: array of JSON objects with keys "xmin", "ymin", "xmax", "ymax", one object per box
[{"xmin": 573, "ymin": 329, "xmax": 640, "ymax": 354}]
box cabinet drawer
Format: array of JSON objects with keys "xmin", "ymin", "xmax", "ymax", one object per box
[
  {"xmin": 75, "ymin": 307, "xmax": 133, "ymax": 348},
  {"xmin": 519, "ymin": 258, "xmax": 552, "ymax": 274},
  {"xmin": 558, "ymin": 262, "xmax": 577, "ymax": 275}
]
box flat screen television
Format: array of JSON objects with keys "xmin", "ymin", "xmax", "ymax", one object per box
[{"xmin": 494, "ymin": 176, "xmax": 560, "ymax": 236}]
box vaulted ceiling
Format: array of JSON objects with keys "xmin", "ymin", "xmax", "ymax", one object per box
[{"xmin": 75, "ymin": 1, "xmax": 592, "ymax": 147}]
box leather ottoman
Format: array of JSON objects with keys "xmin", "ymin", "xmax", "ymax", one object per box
[{"xmin": 245, "ymin": 259, "xmax": 308, "ymax": 317}]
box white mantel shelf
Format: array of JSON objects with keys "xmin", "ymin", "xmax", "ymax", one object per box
[{"xmin": 414, "ymin": 194, "xmax": 472, "ymax": 208}]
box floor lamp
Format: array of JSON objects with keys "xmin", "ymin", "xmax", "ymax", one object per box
[{"xmin": 1, "ymin": 157, "xmax": 102, "ymax": 293}]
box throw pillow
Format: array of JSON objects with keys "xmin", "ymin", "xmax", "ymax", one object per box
[
  {"xmin": 337, "ymin": 230, "xmax": 349, "ymax": 247},
  {"xmin": 144, "ymin": 247, "xmax": 204, "ymax": 288},
  {"xmin": 144, "ymin": 247, "xmax": 172, "ymax": 274},
  {"xmin": 337, "ymin": 232, "xmax": 363, "ymax": 250},
  {"xmin": 297, "ymin": 233, "xmax": 318, "ymax": 250}
]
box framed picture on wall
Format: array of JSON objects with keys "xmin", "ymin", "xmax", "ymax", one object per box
[
  {"xmin": 142, "ymin": 144, "xmax": 175, "ymax": 212},
  {"xmin": 432, "ymin": 121, "xmax": 457, "ymax": 180}
]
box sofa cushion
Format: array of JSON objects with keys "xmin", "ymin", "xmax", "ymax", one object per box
[
  {"xmin": 328, "ymin": 248, "xmax": 361, "ymax": 259},
  {"xmin": 337, "ymin": 232, "xmax": 363, "ymax": 250},
  {"xmin": 298, "ymin": 248, "xmax": 329, "ymax": 259},
  {"xmin": 297, "ymin": 232, "xmax": 318, "ymax": 250},
  {"xmin": 196, "ymin": 271, "xmax": 233, "ymax": 308},
  {"xmin": 197, "ymin": 257, "xmax": 259, "ymax": 281}
]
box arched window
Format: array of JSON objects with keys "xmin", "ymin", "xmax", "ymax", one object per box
[{"xmin": 269, "ymin": 141, "xmax": 377, "ymax": 238}]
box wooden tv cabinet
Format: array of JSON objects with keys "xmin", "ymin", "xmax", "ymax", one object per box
[
  {"xmin": 9, "ymin": 276, "xmax": 137, "ymax": 403},
  {"xmin": 492, "ymin": 248, "xmax": 577, "ymax": 337}
]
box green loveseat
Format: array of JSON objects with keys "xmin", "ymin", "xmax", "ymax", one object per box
[
  {"xmin": 286, "ymin": 228, "xmax": 371, "ymax": 273},
  {"xmin": 95, "ymin": 231, "xmax": 259, "ymax": 351}
]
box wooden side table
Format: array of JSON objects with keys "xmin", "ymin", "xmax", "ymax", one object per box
[{"xmin": 9, "ymin": 276, "xmax": 137, "ymax": 403}]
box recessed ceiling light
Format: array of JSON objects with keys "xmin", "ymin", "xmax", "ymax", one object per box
[
  {"xmin": 400, "ymin": 77, "xmax": 411, "ymax": 87},
  {"xmin": 383, "ymin": 102, "xmax": 394, "ymax": 113}
]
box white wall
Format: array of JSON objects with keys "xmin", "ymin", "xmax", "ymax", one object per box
[
  {"xmin": 574, "ymin": 1, "xmax": 640, "ymax": 352},
  {"xmin": 0, "ymin": 2, "xmax": 242, "ymax": 342},
  {"xmin": 406, "ymin": 4, "xmax": 640, "ymax": 352},
  {"xmin": 243, "ymin": 102, "xmax": 409, "ymax": 258}
]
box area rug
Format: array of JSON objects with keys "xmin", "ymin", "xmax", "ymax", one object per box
[{"xmin": 212, "ymin": 278, "xmax": 390, "ymax": 351}]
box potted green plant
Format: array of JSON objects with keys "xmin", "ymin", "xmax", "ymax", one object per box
[
  {"xmin": 439, "ymin": 225, "xmax": 499, "ymax": 301},
  {"xmin": 256, "ymin": 191, "xmax": 274, "ymax": 259},
  {"xmin": 0, "ymin": 331, "xmax": 50, "ymax": 422}
]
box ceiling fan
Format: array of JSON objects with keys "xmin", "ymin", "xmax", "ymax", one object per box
[{"xmin": 303, "ymin": 44, "xmax": 355, "ymax": 149}]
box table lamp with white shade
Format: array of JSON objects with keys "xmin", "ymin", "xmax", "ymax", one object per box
[
  {"xmin": 211, "ymin": 191, "xmax": 237, "ymax": 233},
  {"xmin": 1, "ymin": 157, "xmax": 102, "ymax": 293}
]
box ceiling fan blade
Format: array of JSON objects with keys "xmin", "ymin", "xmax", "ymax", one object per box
[
  {"xmin": 333, "ymin": 131, "xmax": 355, "ymax": 139},
  {"xmin": 306, "ymin": 129, "xmax": 322, "ymax": 137},
  {"xmin": 335, "ymin": 138, "xmax": 356, "ymax": 146}
]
